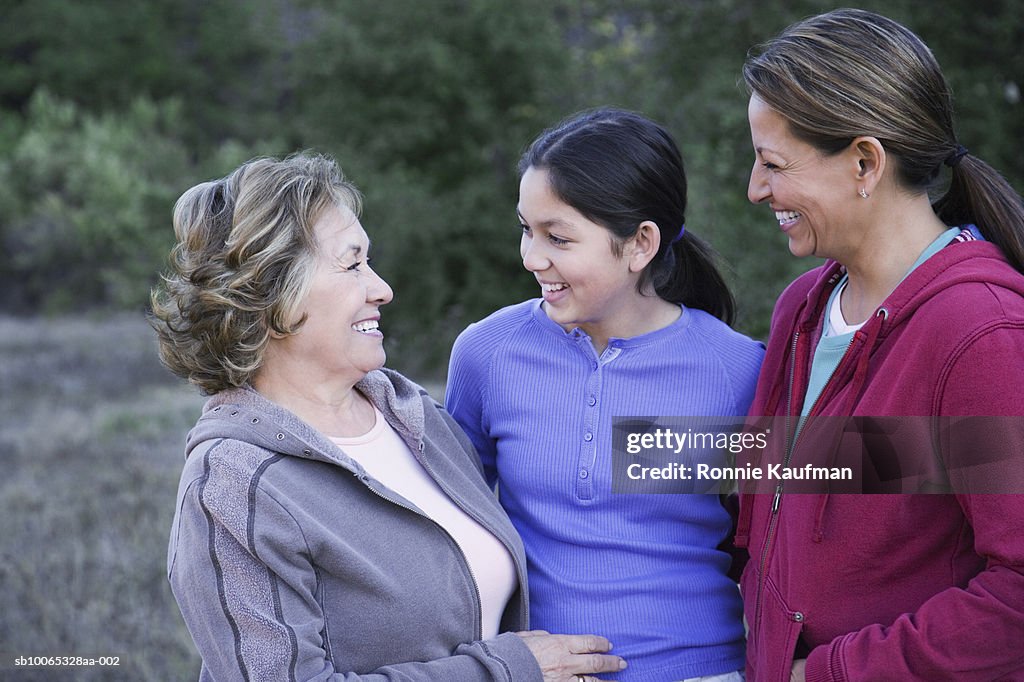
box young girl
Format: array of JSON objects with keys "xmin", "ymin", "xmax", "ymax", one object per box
[{"xmin": 446, "ymin": 108, "xmax": 764, "ymax": 682}]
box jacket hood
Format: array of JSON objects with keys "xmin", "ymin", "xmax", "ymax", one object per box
[
  {"xmin": 796, "ymin": 240, "xmax": 1024, "ymax": 341},
  {"xmin": 759, "ymin": 239, "xmax": 1023, "ymax": 417},
  {"xmin": 184, "ymin": 368, "xmax": 429, "ymax": 469},
  {"xmin": 739, "ymin": 237, "xmax": 1024, "ymax": 546}
]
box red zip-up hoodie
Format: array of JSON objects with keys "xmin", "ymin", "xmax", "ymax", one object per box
[{"xmin": 737, "ymin": 238, "xmax": 1024, "ymax": 682}]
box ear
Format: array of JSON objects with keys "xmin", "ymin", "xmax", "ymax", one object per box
[
  {"xmin": 627, "ymin": 221, "xmax": 662, "ymax": 273},
  {"xmin": 850, "ymin": 136, "xmax": 886, "ymax": 197}
]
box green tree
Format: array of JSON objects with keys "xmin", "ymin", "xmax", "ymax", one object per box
[
  {"xmin": 0, "ymin": 89, "xmax": 275, "ymax": 312},
  {"xmin": 0, "ymin": 0, "xmax": 288, "ymax": 146},
  {"xmin": 0, "ymin": 0, "xmax": 1019, "ymax": 369},
  {"xmin": 284, "ymin": 0, "xmax": 573, "ymax": 374}
]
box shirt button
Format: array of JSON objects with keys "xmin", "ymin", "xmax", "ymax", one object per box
[
  {"xmin": 588, "ymin": 396, "xmax": 597, "ymax": 406},
  {"xmin": 584, "ymin": 432, "xmax": 593, "ymax": 442},
  {"xmin": 579, "ymin": 469, "xmax": 589, "ymax": 479}
]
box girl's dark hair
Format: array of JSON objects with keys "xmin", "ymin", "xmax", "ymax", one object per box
[
  {"xmin": 743, "ymin": 8, "xmax": 1024, "ymax": 273},
  {"xmin": 519, "ymin": 107, "xmax": 736, "ymax": 325}
]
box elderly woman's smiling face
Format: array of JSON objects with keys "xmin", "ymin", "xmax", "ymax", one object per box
[{"xmin": 267, "ymin": 205, "xmax": 394, "ymax": 387}]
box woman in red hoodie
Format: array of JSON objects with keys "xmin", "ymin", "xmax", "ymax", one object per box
[{"xmin": 738, "ymin": 9, "xmax": 1024, "ymax": 682}]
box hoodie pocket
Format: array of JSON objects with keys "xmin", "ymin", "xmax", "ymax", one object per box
[{"xmin": 747, "ymin": 572, "xmax": 805, "ymax": 682}]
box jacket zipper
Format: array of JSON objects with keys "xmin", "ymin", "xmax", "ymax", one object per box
[
  {"xmin": 355, "ymin": 459, "xmax": 484, "ymax": 642},
  {"xmin": 412, "ymin": 439, "xmax": 534, "ymax": 636},
  {"xmin": 360, "ymin": 435, "xmax": 530, "ymax": 640},
  {"xmin": 412, "ymin": 442, "xmax": 491, "ymax": 640},
  {"xmin": 754, "ymin": 330, "xmax": 800, "ymax": 636},
  {"xmin": 753, "ymin": 326, "xmax": 853, "ymax": 636}
]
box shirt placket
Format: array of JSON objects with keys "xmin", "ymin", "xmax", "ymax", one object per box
[{"xmin": 572, "ymin": 330, "xmax": 622, "ymax": 502}]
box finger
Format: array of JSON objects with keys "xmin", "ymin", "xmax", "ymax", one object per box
[
  {"xmin": 515, "ymin": 629, "xmax": 550, "ymax": 638},
  {"xmin": 574, "ymin": 652, "xmax": 627, "ymax": 674},
  {"xmin": 567, "ymin": 635, "xmax": 612, "ymax": 654}
]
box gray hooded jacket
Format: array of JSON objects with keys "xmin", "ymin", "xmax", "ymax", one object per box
[{"xmin": 168, "ymin": 368, "xmax": 541, "ymax": 681}]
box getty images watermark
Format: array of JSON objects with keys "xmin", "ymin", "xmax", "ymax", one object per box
[{"xmin": 612, "ymin": 415, "xmax": 1024, "ymax": 495}]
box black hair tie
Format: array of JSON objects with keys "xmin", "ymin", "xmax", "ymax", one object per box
[{"xmin": 944, "ymin": 144, "xmax": 969, "ymax": 168}]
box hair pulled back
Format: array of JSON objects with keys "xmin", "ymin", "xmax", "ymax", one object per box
[
  {"xmin": 520, "ymin": 107, "xmax": 736, "ymax": 325},
  {"xmin": 743, "ymin": 8, "xmax": 1024, "ymax": 272}
]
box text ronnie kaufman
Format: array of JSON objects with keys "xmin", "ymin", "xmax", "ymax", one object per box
[{"xmin": 627, "ymin": 462, "xmax": 854, "ymax": 481}]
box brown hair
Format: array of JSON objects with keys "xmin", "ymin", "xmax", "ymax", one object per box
[
  {"xmin": 149, "ymin": 153, "xmax": 361, "ymax": 394},
  {"xmin": 744, "ymin": 8, "xmax": 1024, "ymax": 272}
]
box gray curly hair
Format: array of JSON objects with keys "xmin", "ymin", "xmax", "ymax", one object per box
[{"xmin": 149, "ymin": 152, "xmax": 361, "ymax": 394}]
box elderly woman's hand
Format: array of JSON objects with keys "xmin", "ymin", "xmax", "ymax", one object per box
[{"xmin": 516, "ymin": 630, "xmax": 626, "ymax": 682}]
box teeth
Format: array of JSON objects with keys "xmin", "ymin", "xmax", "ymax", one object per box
[
  {"xmin": 775, "ymin": 210, "xmax": 801, "ymax": 224},
  {"xmin": 543, "ymin": 282, "xmax": 568, "ymax": 292},
  {"xmin": 352, "ymin": 320, "xmax": 379, "ymax": 333}
]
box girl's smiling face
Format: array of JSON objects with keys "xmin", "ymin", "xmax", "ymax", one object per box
[{"xmin": 518, "ymin": 166, "xmax": 644, "ymax": 343}]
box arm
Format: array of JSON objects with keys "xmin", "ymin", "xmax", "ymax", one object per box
[
  {"xmin": 445, "ymin": 327, "xmax": 499, "ymax": 488},
  {"xmin": 803, "ymin": 326, "xmax": 1024, "ymax": 682}
]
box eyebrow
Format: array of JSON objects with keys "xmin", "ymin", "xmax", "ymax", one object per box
[
  {"xmin": 516, "ymin": 210, "xmax": 576, "ymax": 231},
  {"xmin": 755, "ymin": 146, "xmax": 785, "ymax": 158},
  {"xmin": 336, "ymin": 240, "xmax": 371, "ymax": 259}
]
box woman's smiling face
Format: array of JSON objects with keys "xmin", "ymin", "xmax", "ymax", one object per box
[
  {"xmin": 264, "ymin": 205, "xmax": 394, "ymax": 386},
  {"xmin": 746, "ymin": 94, "xmax": 859, "ymax": 261}
]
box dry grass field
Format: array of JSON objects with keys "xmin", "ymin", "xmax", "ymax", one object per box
[
  {"xmin": 0, "ymin": 314, "xmax": 206, "ymax": 680},
  {"xmin": 0, "ymin": 313, "xmax": 446, "ymax": 680}
]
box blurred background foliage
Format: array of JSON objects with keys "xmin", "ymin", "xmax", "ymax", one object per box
[
  {"xmin": 0, "ymin": 2, "xmax": 1021, "ymax": 679},
  {"xmin": 1, "ymin": 0, "xmax": 1021, "ymax": 376}
]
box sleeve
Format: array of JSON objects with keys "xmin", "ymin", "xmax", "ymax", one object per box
[
  {"xmin": 731, "ymin": 338, "xmax": 766, "ymax": 417},
  {"xmin": 445, "ymin": 325, "xmax": 500, "ymax": 489},
  {"xmin": 433, "ymin": 395, "xmax": 488, "ymax": 480},
  {"xmin": 718, "ymin": 492, "xmax": 748, "ymax": 583},
  {"xmin": 168, "ymin": 451, "xmax": 541, "ymax": 682},
  {"xmin": 804, "ymin": 326, "xmax": 1024, "ymax": 682}
]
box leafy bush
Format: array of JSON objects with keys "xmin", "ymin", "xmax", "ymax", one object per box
[
  {"xmin": 0, "ymin": 90, "xmax": 277, "ymax": 313},
  {"xmin": 1, "ymin": 0, "xmax": 1020, "ymax": 366}
]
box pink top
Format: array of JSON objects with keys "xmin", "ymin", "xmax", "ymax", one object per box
[{"xmin": 331, "ymin": 407, "xmax": 516, "ymax": 640}]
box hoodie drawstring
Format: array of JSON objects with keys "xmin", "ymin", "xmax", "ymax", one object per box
[
  {"xmin": 810, "ymin": 306, "xmax": 888, "ymax": 542},
  {"xmin": 849, "ymin": 308, "xmax": 888, "ymax": 407}
]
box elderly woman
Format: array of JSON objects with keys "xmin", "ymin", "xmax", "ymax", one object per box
[
  {"xmin": 737, "ymin": 9, "xmax": 1024, "ymax": 682},
  {"xmin": 150, "ymin": 153, "xmax": 625, "ymax": 681}
]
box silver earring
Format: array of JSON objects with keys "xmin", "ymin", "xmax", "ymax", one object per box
[{"xmin": 859, "ymin": 188, "xmax": 869, "ymax": 199}]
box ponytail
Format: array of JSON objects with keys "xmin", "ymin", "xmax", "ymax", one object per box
[
  {"xmin": 521, "ymin": 107, "xmax": 739, "ymax": 328},
  {"xmin": 652, "ymin": 231, "xmax": 736, "ymax": 326},
  {"xmin": 933, "ymin": 155, "xmax": 1024, "ymax": 274},
  {"xmin": 741, "ymin": 9, "xmax": 1024, "ymax": 275}
]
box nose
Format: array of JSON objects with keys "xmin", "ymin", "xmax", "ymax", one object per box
[
  {"xmin": 520, "ymin": 232, "xmax": 549, "ymax": 273},
  {"xmin": 748, "ymin": 161, "xmax": 770, "ymax": 205},
  {"xmin": 368, "ymin": 267, "xmax": 394, "ymax": 305}
]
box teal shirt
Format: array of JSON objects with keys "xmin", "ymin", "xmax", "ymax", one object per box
[{"xmin": 800, "ymin": 226, "xmax": 962, "ymax": 417}]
